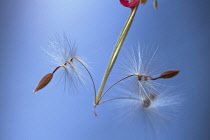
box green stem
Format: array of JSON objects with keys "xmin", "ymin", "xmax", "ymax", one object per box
[{"xmin": 95, "ymin": 6, "xmax": 139, "ymax": 105}]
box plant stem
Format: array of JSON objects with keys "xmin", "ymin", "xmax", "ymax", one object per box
[
  {"xmin": 99, "ymin": 74, "xmax": 137, "ymax": 101},
  {"xmin": 99, "ymin": 97, "xmax": 140, "ymax": 105},
  {"xmin": 72, "ymin": 57, "xmax": 97, "ymax": 104},
  {"xmin": 95, "ymin": 6, "xmax": 139, "ymax": 105},
  {"xmin": 52, "ymin": 57, "xmax": 97, "ymax": 102}
]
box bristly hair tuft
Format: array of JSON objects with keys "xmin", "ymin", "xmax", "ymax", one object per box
[
  {"xmin": 42, "ymin": 34, "xmax": 89, "ymax": 93},
  {"xmin": 103, "ymin": 43, "xmax": 181, "ymax": 135}
]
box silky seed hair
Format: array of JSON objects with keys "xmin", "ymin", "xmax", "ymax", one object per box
[
  {"xmin": 118, "ymin": 43, "xmax": 161, "ymax": 100},
  {"xmin": 37, "ymin": 34, "xmax": 91, "ymax": 93},
  {"xmin": 107, "ymin": 86, "xmax": 181, "ymax": 137},
  {"xmin": 43, "ymin": 35, "xmax": 77, "ymax": 66}
]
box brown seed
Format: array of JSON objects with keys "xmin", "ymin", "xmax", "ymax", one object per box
[
  {"xmin": 159, "ymin": 70, "xmax": 180, "ymax": 79},
  {"xmin": 33, "ymin": 73, "xmax": 53, "ymax": 93}
]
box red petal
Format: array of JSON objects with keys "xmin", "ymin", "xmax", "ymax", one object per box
[{"xmin": 120, "ymin": 0, "xmax": 140, "ymax": 8}]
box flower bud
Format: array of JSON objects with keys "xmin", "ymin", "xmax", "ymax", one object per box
[
  {"xmin": 33, "ymin": 73, "xmax": 53, "ymax": 93},
  {"xmin": 159, "ymin": 70, "xmax": 180, "ymax": 79}
]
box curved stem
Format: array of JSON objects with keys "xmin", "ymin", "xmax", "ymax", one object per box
[
  {"xmin": 147, "ymin": 76, "xmax": 159, "ymax": 80},
  {"xmin": 99, "ymin": 74, "xmax": 138, "ymax": 101},
  {"xmin": 72, "ymin": 57, "xmax": 97, "ymax": 104},
  {"xmin": 52, "ymin": 66, "xmax": 61, "ymax": 74},
  {"xmin": 99, "ymin": 74, "xmax": 159, "ymax": 101},
  {"xmin": 99, "ymin": 97, "xmax": 140, "ymax": 106},
  {"xmin": 94, "ymin": 96, "xmax": 140, "ymax": 117},
  {"xmin": 52, "ymin": 65, "xmax": 66, "ymax": 74},
  {"xmin": 51, "ymin": 58, "xmax": 96, "ymax": 102}
]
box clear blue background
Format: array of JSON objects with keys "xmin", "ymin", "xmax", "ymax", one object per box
[{"xmin": 0, "ymin": 0, "xmax": 210, "ymax": 140}]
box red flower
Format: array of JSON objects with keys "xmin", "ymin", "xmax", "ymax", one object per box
[{"xmin": 120, "ymin": 0, "xmax": 140, "ymax": 8}]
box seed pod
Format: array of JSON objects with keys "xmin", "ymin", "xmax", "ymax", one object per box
[
  {"xmin": 159, "ymin": 70, "xmax": 180, "ymax": 79},
  {"xmin": 33, "ymin": 73, "xmax": 53, "ymax": 93},
  {"xmin": 153, "ymin": 0, "xmax": 158, "ymax": 9}
]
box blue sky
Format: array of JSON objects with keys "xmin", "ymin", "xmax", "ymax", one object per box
[{"xmin": 0, "ymin": 0, "xmax": 210, "ymax": 140}]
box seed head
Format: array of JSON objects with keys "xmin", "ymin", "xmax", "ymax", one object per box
[
  {"xmin": 39, "ymin": 34, "xmax": 92, "ymax": 93},
  {"xmin": 119, "ymin": 44, "xmax": 160, "ymax": 100}
]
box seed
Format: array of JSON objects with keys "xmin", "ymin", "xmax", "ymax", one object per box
[
  {"xmin": 159, "ymin": 70, "xmax": 180, "ymax": 79},
  {"xmin": 33, "ymin": 73, "xmax": 53, "ymax": 93},
  {"xmin": 142, "ymin": 94, "xmax": 156, "ymax": 108}
]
